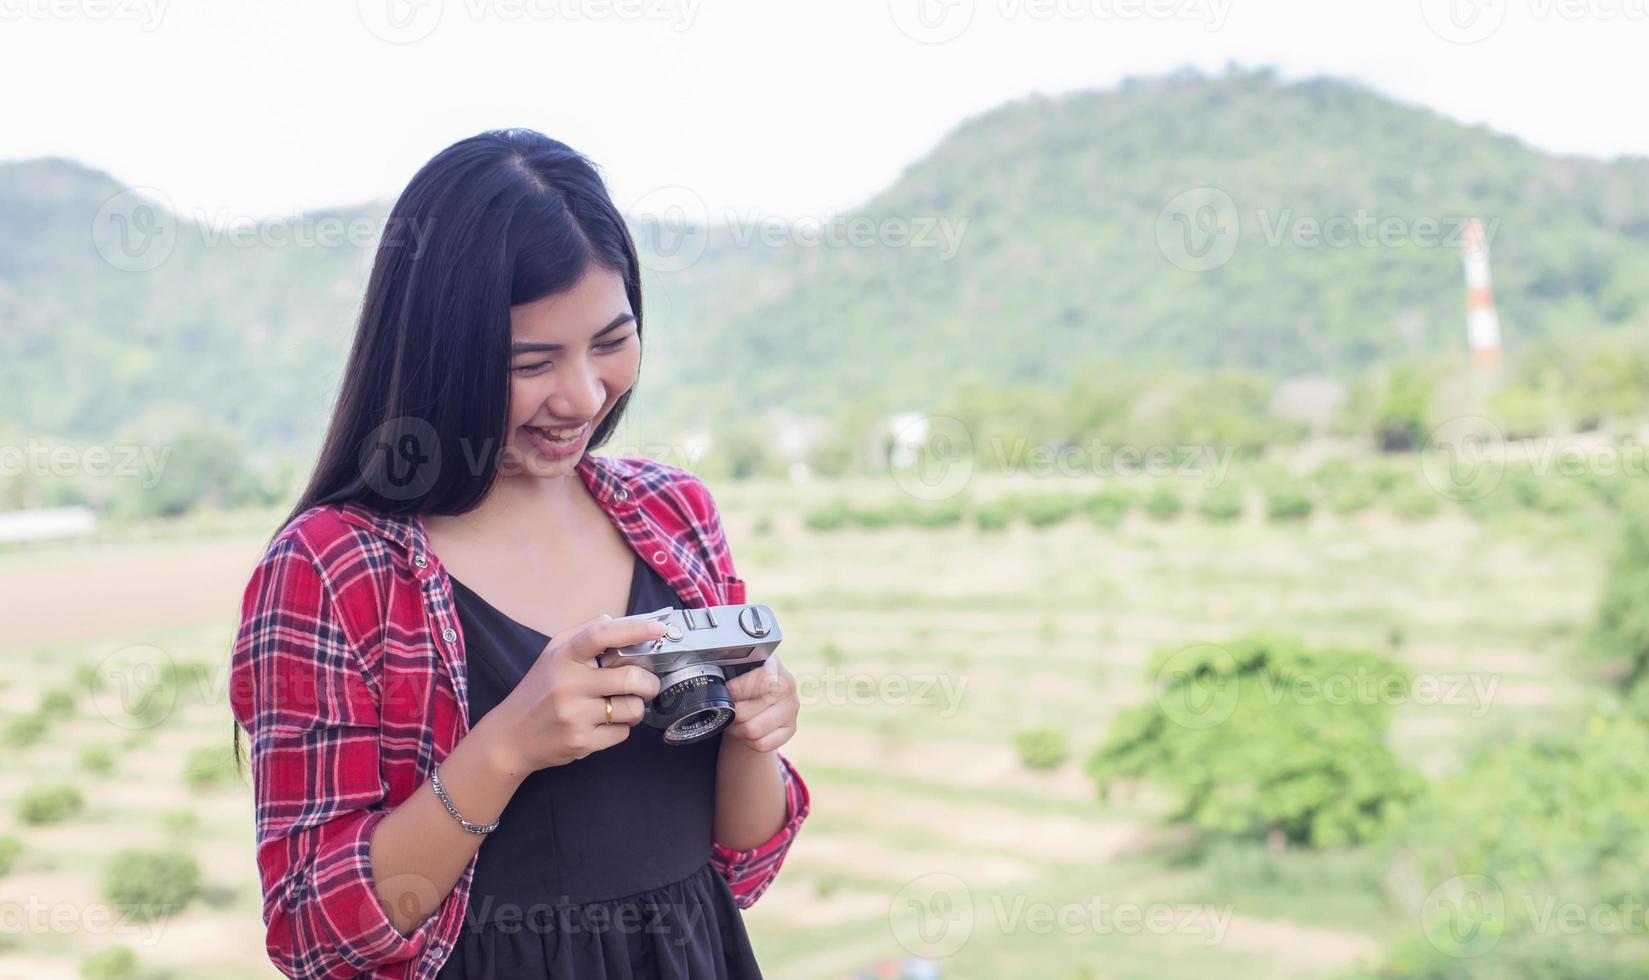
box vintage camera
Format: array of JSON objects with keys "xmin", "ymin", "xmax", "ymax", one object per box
[{"xmin": 597, "ymin": 603, "xmax": 783, "ymax": 745}]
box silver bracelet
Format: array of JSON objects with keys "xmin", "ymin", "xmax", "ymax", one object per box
[{"xmin": 430, "ymin": 764, "xmax": 499, "ymax": 835}]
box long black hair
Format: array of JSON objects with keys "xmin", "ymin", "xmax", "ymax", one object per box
[{"xmin": 235, "ymin": 129, "xmax": 645, "ymax": 769}]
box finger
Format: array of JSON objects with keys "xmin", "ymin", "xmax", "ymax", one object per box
[
  {"xmin": 728, "ymin": 696, "xmax": 793, "ymax": 736},
  {"xmin": 582, "ymin": 718, "xmax": 634, "ymax": 755},
  {"xmin": 727, "ymin": 659, "xmax": 786, "ymax": 702},
  {"xmin": 589, "ymin": 665, "xmax": 662, "ymax": 702},
  {"xmin": 589, "ymin": 693, "xmax": 647, "ymax": 728},
  {"xmin": 564, "ymin": 614, "xmax": 669, "ymax": 663},
  {"xmin": 742, "ymin": 726, "xmax": 794, "ymax": 754},
  {"xmin": 728, "ymin": 706, "xmax": 794, "ymax": 751}
]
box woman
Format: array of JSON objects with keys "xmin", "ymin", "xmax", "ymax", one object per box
[{"xmin": 229, "ymin": 129, "xmax": 809, "ymax": 980}]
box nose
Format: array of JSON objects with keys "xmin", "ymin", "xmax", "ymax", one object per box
[{"xmin": 546, "ymin": 354, "xmax": 605, "ymax": 422}]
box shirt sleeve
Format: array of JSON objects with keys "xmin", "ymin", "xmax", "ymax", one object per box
[
  {"xmin": 708, "ymin": 751, "xmax": 812, "ymax": 908},
  {"xmin": 230, "ymin": 532, "xmax": 435, "ymax": 979}
]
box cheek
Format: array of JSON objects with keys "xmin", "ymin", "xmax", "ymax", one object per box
[
  {"xmin": 506, "ymin": 375, "xmax": 545, "ymax": 428},
  {"xmin": 602, "ymin": 347, "xmax": 643, "ymax": 398}
]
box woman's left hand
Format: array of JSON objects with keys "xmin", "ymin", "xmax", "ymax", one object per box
[{"xmin": 723, "ymin": 654, "xmax": 799, "ymax": 754}]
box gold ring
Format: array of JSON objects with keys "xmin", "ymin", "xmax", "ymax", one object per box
[{"xmin": 605, "ymin": 696, "xmax": 614, "ymax": 725}]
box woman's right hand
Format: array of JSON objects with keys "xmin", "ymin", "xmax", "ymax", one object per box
[{"xmin": 486, "ymin": 614, "xmax": 667, "ymax": 772}]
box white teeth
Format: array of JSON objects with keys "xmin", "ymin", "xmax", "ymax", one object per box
[{"xmin": 532, "ymin": 424, "xmax": 586, "ymax": 442}]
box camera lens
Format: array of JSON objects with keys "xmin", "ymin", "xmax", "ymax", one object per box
[{"xmin": 654, "ymin": 669, "xmax": 735, "ymax": 745}]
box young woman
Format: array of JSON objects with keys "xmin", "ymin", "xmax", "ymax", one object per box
[{"xmin": 229, "ymin": 129, "xmax": 809, "ymax": 980}]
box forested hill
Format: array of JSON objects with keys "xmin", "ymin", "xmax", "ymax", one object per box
[{"xmin": 6, "ymin": 68, "xmax": 1649, "ymax": 450}]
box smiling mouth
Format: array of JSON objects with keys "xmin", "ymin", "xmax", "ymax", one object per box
[{"xmin": 523, "ymin": 421, "xmax": 589, "ymax": 449}]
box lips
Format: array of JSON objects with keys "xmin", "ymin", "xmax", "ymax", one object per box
[
  {"xmin": 521, "ymin": 420, "xmax": 591, "ymax": 458},
  {"xmin": 526, "ymin": 422, "xmax": 587, "ymax": 444}
]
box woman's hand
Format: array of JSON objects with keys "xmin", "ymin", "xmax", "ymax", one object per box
[
  {"xmin": 722, "ymin": 654, "xmax": 799, "ymax": 754},
  {"xmin": 485, "ymin": 614, "xmax": 666, "ymax": 773}
]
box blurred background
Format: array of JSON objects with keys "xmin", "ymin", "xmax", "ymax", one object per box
[{"xmin": 5, "ymin": 1, "xmax": 1649, "ymax": 977}]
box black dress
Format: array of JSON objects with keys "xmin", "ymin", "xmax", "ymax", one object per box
[{"xmin": 435, "ymin": 552, "xmax": 765, "ymax": 979}]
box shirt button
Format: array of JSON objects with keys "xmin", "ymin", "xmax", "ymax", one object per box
[
  {"xmin": 441, "ymin": 627, "xmax": 458, "ymax": 645},
  {"xmin": 413, "ymin": 553, "xmax": 429, "ymax": 569},
  {"xmin": 651, "ymin": 550, "xmax": 667, "ymax": 564},
  {"xmin": 616, "ymin": 488, "xmax": 629, "ymax": 500}
]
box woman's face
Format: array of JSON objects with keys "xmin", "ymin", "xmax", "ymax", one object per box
[{"xmin": 502, "ymin": 264, "xmax": 639, "ymax": 481}]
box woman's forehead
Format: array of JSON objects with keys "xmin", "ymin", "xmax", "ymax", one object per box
[{"xmin": 510, "ymin": 266, "xmax": 631, "ymax": 341}]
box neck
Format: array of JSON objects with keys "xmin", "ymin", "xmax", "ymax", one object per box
[{"xmin": 471, "ymin": 457, "xmax": 592, "ymax": 528}]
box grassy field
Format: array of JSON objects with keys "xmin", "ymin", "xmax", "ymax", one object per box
[{"xmin": 0, "ymin": 474, "xmax": 1613, "ymax": 979}]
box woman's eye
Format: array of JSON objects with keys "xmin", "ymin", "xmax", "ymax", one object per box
[
  {"xmin": 596, "ymin": 334, "xmax": 633, "ymax": 352},
  {"xmin": 513, "ymin": 360, "xmax": 552, "ymax": 374}
]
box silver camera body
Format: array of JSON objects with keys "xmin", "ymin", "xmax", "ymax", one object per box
[{"xmin": 597, "ymin": 603, "xmax": 783, "ymax": 745}]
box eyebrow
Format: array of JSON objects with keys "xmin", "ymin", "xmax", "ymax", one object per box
[{"xmin": 510, "ymin": 313, "xmax": 635, "ymax": 355}]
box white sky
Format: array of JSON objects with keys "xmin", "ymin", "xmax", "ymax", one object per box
[{"xmin": 1, "ymin": 0, "xmax": 1646, "ymax": 221}]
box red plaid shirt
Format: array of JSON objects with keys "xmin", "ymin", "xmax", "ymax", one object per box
[{"xmin": 229, "ymin": 453, "xmax": 810, "ymax": 980}]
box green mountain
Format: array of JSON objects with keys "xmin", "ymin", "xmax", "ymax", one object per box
[
  {"xmin": 670, "ymin": 67, "xmax": 1649, "ymax": 416},
  {"xmin": 6, "ymin": 67, "xmax": 1649, "ymax": 453}
]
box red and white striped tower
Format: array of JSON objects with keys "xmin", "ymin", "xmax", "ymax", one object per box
[{"xmin": 1462, "ymin": 217, "xmax": 1502, "ymax": 376}]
